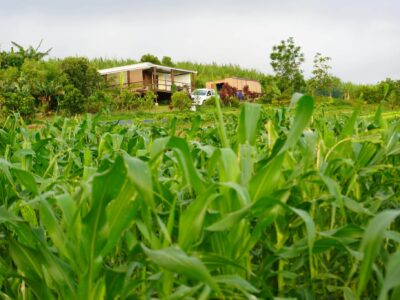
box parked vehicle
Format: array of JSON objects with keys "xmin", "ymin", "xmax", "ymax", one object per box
[{"xmin": 191, "ymin": 88, "xmax": 217, "ymax": 105}]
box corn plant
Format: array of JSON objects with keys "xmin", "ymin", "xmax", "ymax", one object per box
[{"xmin": 0, "ymin": 97, "xmax": 400, "ymax": 299}]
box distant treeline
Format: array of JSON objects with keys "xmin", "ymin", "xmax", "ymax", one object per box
[
  {"xmin": 91, "ymin": 53, "xmax": 400, "ymax": 106},
  {"xmin": 1, "ymin": 41, "xmax": 399, "ymax": 118}
]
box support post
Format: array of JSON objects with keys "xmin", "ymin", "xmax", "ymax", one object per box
[
  {"xmin": 171, "ymin": 69, "xmax": 174, "ymax": 92},
  {"xmin": 152, "ymin": 67, "xmax": 157, "ymax": 91},
  {"xmin": 191, "ymin": 73, "xmax": 196, "ymax": 92}
]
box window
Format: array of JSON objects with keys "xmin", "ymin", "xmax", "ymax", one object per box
[{"xmin": 193, "ymin": 89, "xmax": 207, "ymax": 96}]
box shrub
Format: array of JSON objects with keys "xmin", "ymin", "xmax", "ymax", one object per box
[
  {"xmin": 87, "ymin": 90, "xmax": 113, "ymax": 113},
  {"xmin": 258, "ymin": 84, "xmax": 281, "ymax": 104},
  {"xmin": 218, "ymin": 83, "xmax": 237, "ymax": 105},
  {"xmin": 171, "ymin": 91, "xmax": 192, "ymax": 111},
  {"xmin": 116, "ymin": 89, "xmax": 142, "ymax": 110},
  {"xmin": 142, "ymin": 91, "xmax": 157, "ymax": 110},
  {"xmin": 225, "ymin": 96, "xmax": 240, "ymax": 107},
  {"xmin": 203, "ymin": 96, "xmax": 221, "ymax": 106},
  {"xmin": 2, "ymin": 91, "xmax": 36, "ymax": 117},
  {"xmin": 58, "ymin": 84, "xmax": 86, "ymax": 115},
  {"xmin": 358, "ymin": 85, "xmax": 383, "ymax": 103},
  {"xmin": 277, "ymin": 87, "xmax": 295, "ymax": 101}
]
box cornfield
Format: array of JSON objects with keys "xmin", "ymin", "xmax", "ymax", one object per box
[{"xmin": 1, "ymin": 96, "xmax": 400, "ymax": 299}]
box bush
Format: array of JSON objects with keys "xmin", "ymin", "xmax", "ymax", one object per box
[
  {"xmin": 116, "ymin": 89, "xmax": 142, "ymax": 110},
  {"xmin": 278, "ymin": 87, "xmax": 295, "ymax": 101},
  {"xmin": 171, "ymin": 91, "xmax": 192, "ymax": 111},
  {"xmin": 142, "ymin": 91, "xmax": 157, "ymax": 110},
  {"xmin": 358, "ymin": 85, "xmax": 383, "ymax": 103},
  {"xmin": 219, "ymin": 83, "xmax": 237, "ymax": 105},
  {"xmin": 203, "ymin": 96, "xmax": 221, "ymax": 106},
  {"xmin": 259, "ymin": 83, "xmax": 281, "ymax": 104},
  {"xmin": 58, "ymin": 84, "xmax": 86, "ymax": 115},
  {"xmin": 87, "ymin": 90, "xmax": 113, "ymax": 113},
  {"xmin": 2, "ymin": 91, "xmax": 36, "ymax": 117},
  {"xmin": 203, "ymin": 95, "xmax": 239, "ymax": 107},
  {"xmin": 225, "ymin": 96, "xmax": 240, "ymax": 107}
]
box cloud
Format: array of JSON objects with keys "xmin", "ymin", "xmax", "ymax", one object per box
[{"xmin": 1, "ymin": 0, "xmax": 399, "ymax": 83}]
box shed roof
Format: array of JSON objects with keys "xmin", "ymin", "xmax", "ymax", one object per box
[
  {"xmin": 99, "ymin": 62, "xmax": 197, "ymax": 75},
  {"xmin": 206, "ymin": 77, "xmax": 260, "ymax": 83}
]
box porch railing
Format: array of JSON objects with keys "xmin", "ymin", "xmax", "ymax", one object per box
[{"xmin": 107, "ymin": 80, "xmax": 192, "ymax": 93}]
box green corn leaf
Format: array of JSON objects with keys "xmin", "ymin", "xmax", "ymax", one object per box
[
  {"xmin": 124, "ymin": 155, "xmax": 155, "ymax": 209},
  {"xmin": 290, "ymin": 207, "xmax": 316, "ymax": 278},
  {"xmin": 249, "ymin": 153, "xmax": 284, "ymax": 202},
  {"xmin": 142, "ymin": 245, "xmax": 219, "ymax": 292},
  {"xmin": 238, "ymin": 102, "xmax": 261, "ymax": 146},
  {"xmin": 357, "ymin": 210, "xmax": 400, "ymax": 298},
  {"xmin": 378, "ymin": 252, "xmax": 400, "ymax": 300},
  {"xmin": 179, "ymin": 189, "xmax": 218, "ymax": 250},
  {"xmin": 214, "ymin": 274, "xmax": 259, "ymax": 294},
  {"xmin": 279, "ymin": 94, "xmax": 314, "ymax": 154},
  {"xmin": 206, "ymin": 205, "xmax": 251, "ymax": 232},
  {"xmin": 167, "ymin": 137, "xmax": 206, "ymax": 194},
  {"xmin": 339, "ymin": 108, "xmax": 360, "ymax": 140},
  {"xmin": 12, "ymin": 168, "xmax": 39, "ymax": 195}
]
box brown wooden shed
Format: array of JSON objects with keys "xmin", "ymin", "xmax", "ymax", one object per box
[{"xmin": 205, "ymin": 77, "xmax": 262, "ymax": 95}]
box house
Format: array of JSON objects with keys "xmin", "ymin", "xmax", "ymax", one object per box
[
  {"xmin": 205, "ymin": 77, "xmax": 262, "ymax": 95},
  {"xmin": 99, "ymin": 62, "xmax": 197, "ymax": 100}
]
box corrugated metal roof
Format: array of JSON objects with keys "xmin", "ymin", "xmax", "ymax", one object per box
[{"xmin": 98, "ymin": 62, "xmax": 197, "ymax": 75}]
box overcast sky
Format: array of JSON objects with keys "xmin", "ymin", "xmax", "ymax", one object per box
[{"xmin": 1, "ymin": 0, "xmax": 399, "ymax": 83}]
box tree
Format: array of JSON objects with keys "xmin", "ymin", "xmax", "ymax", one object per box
[
  {"xmin": 0, "ymin": 41, "xmax": 51, "ymax": 69},
  {"xmin": 140, "ymin": 54, "xmax": 161, "ymax": 65},
  {"xmin": 309, "ymin": 53, "xmax": 335, "ymax": 97},
  {"xmin": 161, "ymin": 56, "xmax": 175, "ymax": 67},
  {"xmin": 60, "ymin": 57, "xmax": 102, "ymax": 97},
  {"xmin": 270, "ymin": 37, "xmax": 305, "ymax": 94}
]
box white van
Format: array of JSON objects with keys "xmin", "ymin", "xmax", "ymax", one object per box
[{"xmin": 191, "ymin": 88, "xmax": 218, "ymax": 105}]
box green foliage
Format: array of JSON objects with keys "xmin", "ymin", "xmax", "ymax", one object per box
[
  {"xmin": 60, "ymin": 57, "xmax": 102, "ymax": 97},
  {"xmin": 87, "ymin": 90, "xmax": 113, "ymax": 113},
  {"xmin": 224, "ymin": 96, "xmax": 240, "ymax": 107},
  {"xmin": 140, "ymin": 53, "xmax": 161, "ymax": 65},
  {"xmin": 114, "ymin": 89, "xmax": 156, "ymax": 111},
  {"xmin": 270, "ymin": 37, "xmax": 306, "ymax": 93},
  {"xmin": 203, "ymin": 95, "xmax": 221, "ymax": 106},
  {"xmin": 89, "ymin": 57, "xmax": 138, "ymax": 69},
  {"xmin": 58, "ymin": 84, "xmax": 86, "ymax": 115},
  {"xmin": 161, "ymin": 56, "xmax": 175, "ymax": 67},
  {"xmin": 308, "ymin": 52, "xmax": 336, "ymax": 97},
  {"xmin": 0, "ymin": 41, "xmax": 51, "ymax": 69},
  {"xmin": 359, "ymin": 84, "xmax": 382, "ymax": 103},
  {"xmin": 171, "ymin": 91, "xmax": 192, "ymax": 111},
  {"xmin": 116, "ymin": 89, "xmax": 143, "ymax": 110},
  {"xmin": 1, "ymin": 90, "xmax": 36, "ymax": 116},
  {"xmin": 1, "ymin": 100, "xmax": 400, "ymax": 299},
  {"xmin": 142, "ymin": 90, "xmax": 157, "ymax": 110},
  {"xmin": 259, "ymin": 76, "xmax": 281, "ymax": 103}
]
